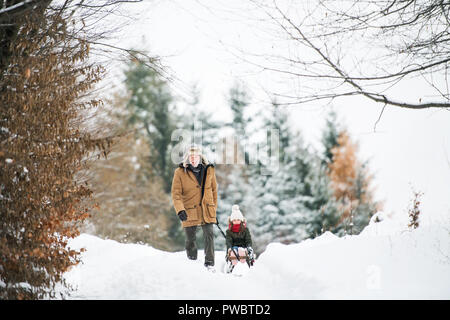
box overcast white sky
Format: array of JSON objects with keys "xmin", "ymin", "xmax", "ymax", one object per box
[{"xmin": 102, "ymin": 0, "xmax": 450, "ymax": 221}]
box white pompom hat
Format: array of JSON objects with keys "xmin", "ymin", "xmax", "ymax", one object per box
[{"xmin": 229, "ymin": 204, "xmax": 245, "ymax": 222}]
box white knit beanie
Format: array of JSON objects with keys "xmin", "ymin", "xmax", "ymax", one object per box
[{"xmin": 229, "ymin": 204, "xmax": 245, "ymax": 221}]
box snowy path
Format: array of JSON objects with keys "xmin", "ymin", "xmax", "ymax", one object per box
[
  {"xmin": 64, "ymin": 234, "xmax": 317, "ymax": 300},
  {"xmin": 63, "ymin": 216, "xmax": 450, "ymax": 299}
]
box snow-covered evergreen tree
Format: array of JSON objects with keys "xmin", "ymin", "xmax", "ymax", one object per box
[
  {"xmin": 303, "ymin": 157, "xmax": 342, "ymax": 237},
  {"xmin": 321, "ymin": 110, "xmax": 340, "ymax": 165},
  {"xmin": 350, "ymin": 161, "xmax": 379, "ymax": 234},
  {"xmin": 243, "ymin": 102, "xmax": 314, "ymax": 252},
  {"xmin": 228, "ymin": 82, "xmax": 250, "ymax": 138}
]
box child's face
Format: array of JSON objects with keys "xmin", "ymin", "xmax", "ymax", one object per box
[{"xmin": 232, "ymin": 219, "xmax": 241, "ymax": 225}]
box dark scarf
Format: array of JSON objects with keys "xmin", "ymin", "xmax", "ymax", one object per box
[{"xmin": 187, "ymin": 163, "xmax": 204, "ymax": 186}]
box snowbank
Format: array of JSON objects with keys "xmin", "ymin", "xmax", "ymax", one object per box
[{"xmin": 62, "ymin": 214, "xmax": 450, "ymax": 299}]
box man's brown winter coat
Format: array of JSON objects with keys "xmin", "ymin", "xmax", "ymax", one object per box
[{"xmin": 171, "ymin": 163, "xmax": 218, "ymax": 228}]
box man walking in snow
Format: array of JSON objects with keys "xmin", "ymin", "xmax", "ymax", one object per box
[{"xmin": 171, "ymin": 145, "xmax": 218, "ymax": 270}]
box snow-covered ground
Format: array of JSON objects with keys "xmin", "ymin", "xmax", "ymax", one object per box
[{"xmin": 62, "ymin": 213, "xmax": 450, "ymax": 299}]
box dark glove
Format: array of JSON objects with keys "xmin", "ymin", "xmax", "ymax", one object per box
[{"xmin": 178, "ymin": 210, "xmax": 187, "ymax": 221}]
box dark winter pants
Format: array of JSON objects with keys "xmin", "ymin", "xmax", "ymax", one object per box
[{"xmin": 184, "ymin": 223, "xmax": 215, "ymax": 266}]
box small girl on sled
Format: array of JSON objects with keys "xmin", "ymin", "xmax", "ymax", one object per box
[{"xmin": 225, "ymin": 205, "xmax": 255, "ymax": 273}]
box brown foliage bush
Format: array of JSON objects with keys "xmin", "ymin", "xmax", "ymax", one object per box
[
  {"xmin": 328, "ymin": 132, "xmax": 358, "ymax": 200},
  {"xmin": 0, "ymin": 11, "xmax": 110, "ymax": 299},
  {"xmin": 328, "ymin": 131, "xmax": 378, "ymax": 232}
]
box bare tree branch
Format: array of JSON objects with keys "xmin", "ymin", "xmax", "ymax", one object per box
[{"xmin": 243, "ymin": 0, "xmax": 450, "ymax": 110}]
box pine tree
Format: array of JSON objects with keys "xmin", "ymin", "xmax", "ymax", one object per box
[
  {"xmin": 321, "ymin": 110, "xmax": 340, "ymax": 165},
  {"xmin": 351, "ymin": 161, "xmax": 378, "ymax": 233},
  {"xmin": 304, "ymin": 158, "xmax": 342, "ymax": 237},
  {"xmin": 243, "ymin": 103, "xmax": 313, "ymax": 252},
  {"xmin": 228, "ymin": 82, "xmax": 250, "ymax": 139},
  {"xmin": 124, "ymin": 57, "xmax": 175, "ymax": 193},
  {"xmin": 303, "ymin": 110, "xmax": 346, "ymax": 237}
]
